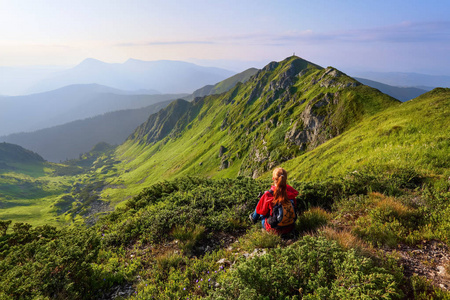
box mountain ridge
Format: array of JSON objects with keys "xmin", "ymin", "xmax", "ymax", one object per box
[
  {"xmin": 28, "ymin": 59, "xmax": 236, "ymax": 94},
  {"xmin": 0, "ymin": 100, "xmax": 174, "ymax": 162},
  {"xmin": 0, "ymin": 85, "xmax": 183, "ymax": 136},
  {"xmin": 355, "ymin": 77, "xmax": 427, "ymax": 101},
  {"xmin": 102, "ymin": 56, "xmax": 399, "ymax": 204},
  {"xmin": 0, "ymin": 142, "xmax": 45, "ymax": 164}
]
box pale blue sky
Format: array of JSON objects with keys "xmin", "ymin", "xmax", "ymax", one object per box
[{"xmin": 0, "ymin": 0, "xmax": 449, "ymax": 73}]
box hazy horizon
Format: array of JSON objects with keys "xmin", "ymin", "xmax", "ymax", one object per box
[{"xmin": 0, "ymin": 0, "xmax": 449, "ymax": 75}]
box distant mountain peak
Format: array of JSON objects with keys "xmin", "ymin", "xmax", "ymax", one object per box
[
  {"xmin": 124, "ymin": 58, "xmax": 147, "ymax": 65},
  {"xmin": 78, "ymin": 58, "xmax": 107, "ymax": 66}
]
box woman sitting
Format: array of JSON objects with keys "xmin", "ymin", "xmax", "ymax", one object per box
[{"xmin": 249, "ymin": 167, "xmax": 299, "ymax": 235}]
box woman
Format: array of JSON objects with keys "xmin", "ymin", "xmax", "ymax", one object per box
[{"xmin": 249, "ymin": 167, "xmax": 299, "ymax": 235}]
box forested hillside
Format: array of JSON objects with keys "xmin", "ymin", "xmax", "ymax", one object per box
[{"xmin": 1, "ymin": 100, "xmax": 173, "ymax": 162}]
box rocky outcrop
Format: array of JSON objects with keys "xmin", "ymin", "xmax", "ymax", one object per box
[
  {"xmin": 318, "ymin": 67, "xmax": 360, "ymax": 89},
  {"xmin": 285, "ymin": 93, "xmax": 338, "ymax": 150},
  {"xmin": 128, "ymin": 98, "xmax": 204, "ymax": 145},
  {"xmin": 219, "ymin": 145, "xmax": 227, "ymax": 157}
]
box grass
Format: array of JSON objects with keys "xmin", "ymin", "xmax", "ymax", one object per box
[
  {"xmin": 296, "ymin": 207, "xmax": 332, "ymax": 233},
  {"xmin": 238, "ymin": 226, "xmax": 284, "ymax": 250},
  {"xmin": 0, "ymin": 163, "xmax": 73, "ymax": 228},
  {"xmin": 283, "ymin": 88, "xmax": 450, "ymax": 181}
]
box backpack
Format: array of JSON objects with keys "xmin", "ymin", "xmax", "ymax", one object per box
[{"xmin": 266, "ymin": 190, "xmax": 297, "ymax": 228}]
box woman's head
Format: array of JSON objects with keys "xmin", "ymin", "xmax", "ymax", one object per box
[
  {"xmin": 272, "ymin": 167, "xmax": 288, "ymax": 204},
  {"xmin": 272, "ymin": 167, "xmax": 287, "ymax": 186}
]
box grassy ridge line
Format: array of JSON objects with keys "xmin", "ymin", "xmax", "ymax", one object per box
[
  {"xmin": 100, "ymin": 57, "xmax": 399, "ymax": 205},
  {"xmin": 104, "ymin": 96, "xmax": 233, "ymax": 205},
  {"xmin": 283, "ymin": 88, "xmax": 450, "ymax": 181}
]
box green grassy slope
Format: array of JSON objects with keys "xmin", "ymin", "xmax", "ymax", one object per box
[
  {"xmin": 0, "ymin": 142, "xmax": 108, "ymax": 227},
  {"xmin": 186, "ymin": 67, "xmax": 259, "ymax": 100},
  {"xmin": 0, "ymin": 162, "xmax": 74, "ymax": 227},
  {"xmin": 282, "ymin": 88, "xmax": 450, "ymax": 181}
]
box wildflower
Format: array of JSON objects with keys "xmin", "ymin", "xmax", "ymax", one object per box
[
  {"xmin": 196, "ymin": 279, "xmax": 198, "ymax": 283},
  {"xmin": 183, "ymin": 288, "xmax": 186, "ymax": 290},
  {"xmin": 208, "ymin": 279, "xmax": 211, "ymax": 282}
]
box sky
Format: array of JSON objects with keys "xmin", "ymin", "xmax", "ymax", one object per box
[{"xmin": 0, "ymin": 0, "xmax": 449, "ymax": 74}]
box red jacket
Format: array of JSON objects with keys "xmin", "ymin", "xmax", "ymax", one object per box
[{"xmin": 256, "ymin": 184, "xmax": 299, "ymax": 234}]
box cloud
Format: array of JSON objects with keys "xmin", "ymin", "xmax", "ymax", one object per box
[
  {"xmin": 273, "ymin": 21, "xmax": 450, "ymax": 44},
  {"xmin": 114, "ymin": 21, "xmax": 450, "ymax": 49},
  {"xmin": 115, "ymin": 40, "xmax": 215, "ymax": 47}
]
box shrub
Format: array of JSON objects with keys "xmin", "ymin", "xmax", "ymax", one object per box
[
  {"xmin": 100, "ymin": 176, "xmax": 268, "ymax": 247},
  {"xmin": 171, "ymin": 224, "xmax": 206, "ymax": 254},
  {"xmin": 296, "ymin": 207, "xmax": 331, "ymax": 233},
  {"xmin": 353, "ymin": 196, "xmax": 426, "ymax": 247},
  {"xmin": 238, "ymin": 227, "xmax": 283, "ymax": 251},
  {"xmin": 408, "ymin": 275, "xmax": 450, "ymax": 299},
  {"xmin": 0, "ymin": 220, "xmax": 11, "ymax": 236},
  {"xmin": 320, "ymin": 227, "xmax": 371, "ymax": 255},
  {"xmin": 206, "ymin": 236, "xmax": 404, "ymax": 300},
  {"xmin": 0, "ymin": 225, "xmax": 103, "ymax": 299}
]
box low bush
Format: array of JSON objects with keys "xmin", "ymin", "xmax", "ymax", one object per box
[
  {"xmin": 171, "ymin": 224, "xmax": 206, "ymax": 254},
  {"xmin": 296, "ymin": 207, "xmax": 331, "ymax": 233},
  {"xmin": 0, "ymin": 224, "xmax": 104, "ymax": 299},
  {"xmin": 100, "ymin": 176, "xmax": 268, "ymax": 247},
  {"xmin": 320, "ymin": 227, "xmax": 370, "ymax": 255},
  {"xmin": 206, "ymin": 236, "xmax": 404, "ymax": 300},
  {"xmin": 238, "ymin": 227, "xmax": 283, "ymax": 251},
  {"xmin": 408, "ymin": 275, "xmax": 450, "ymax": 300},
  {"xmin": 352, "ymin": 195, "xmax": 426, "ymax": 247}
]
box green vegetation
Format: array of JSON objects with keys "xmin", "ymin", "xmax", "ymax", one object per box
[
  {"xmin": 1, "ymin": 57, "xmax": 449, "ymax": 299},
  {"xmin": 207, "ymin": 236, "xmax": 404, "ymax": 300},
  {"xmin": 1, "ymin": 172, "xmax": 449, "ymax": 299},
  {"xmin": 284, "ymin": 88, "xmax": 450, "ymax": 181}
]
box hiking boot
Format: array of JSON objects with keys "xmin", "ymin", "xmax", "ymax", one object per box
[{"xmin": 249, "ymin": 213, "xmax": 257, "ymax": 224}]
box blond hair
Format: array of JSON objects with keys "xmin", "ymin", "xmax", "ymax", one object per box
[{"xmin": 272, "ymin": 167, "xmax": 288, "ymax": 204}]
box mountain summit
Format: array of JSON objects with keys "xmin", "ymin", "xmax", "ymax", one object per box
[{"xmin": 117, "ymin": 56, "xmax": 398, "ymax": 185}]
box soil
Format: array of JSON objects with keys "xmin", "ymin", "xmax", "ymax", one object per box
[{"xmin": 386, "ymin": 240, "xmax": 450, "ymax": 291}]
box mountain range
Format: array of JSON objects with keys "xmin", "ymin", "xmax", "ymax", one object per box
[
  {"xmin": 1, "ymin": 56, "xmax": 441, "ymax": 167},
  {"xmin": 354, "ymin": 77, "xmax": 427, "ymax": 101},
  {"xmin": 28, "ymin": 58, "xmax": 235, "ymax": 94},
  {"xmin": 351, "ymin": 71, "xmax": 450, "ymax": 89},
  {"xmin": 0, "ymin": 67, "xmax": 257, "ymax": 162},
  {"xmin": 0, "ymin": 84, "xmax": 184, "ymax": 137}
]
